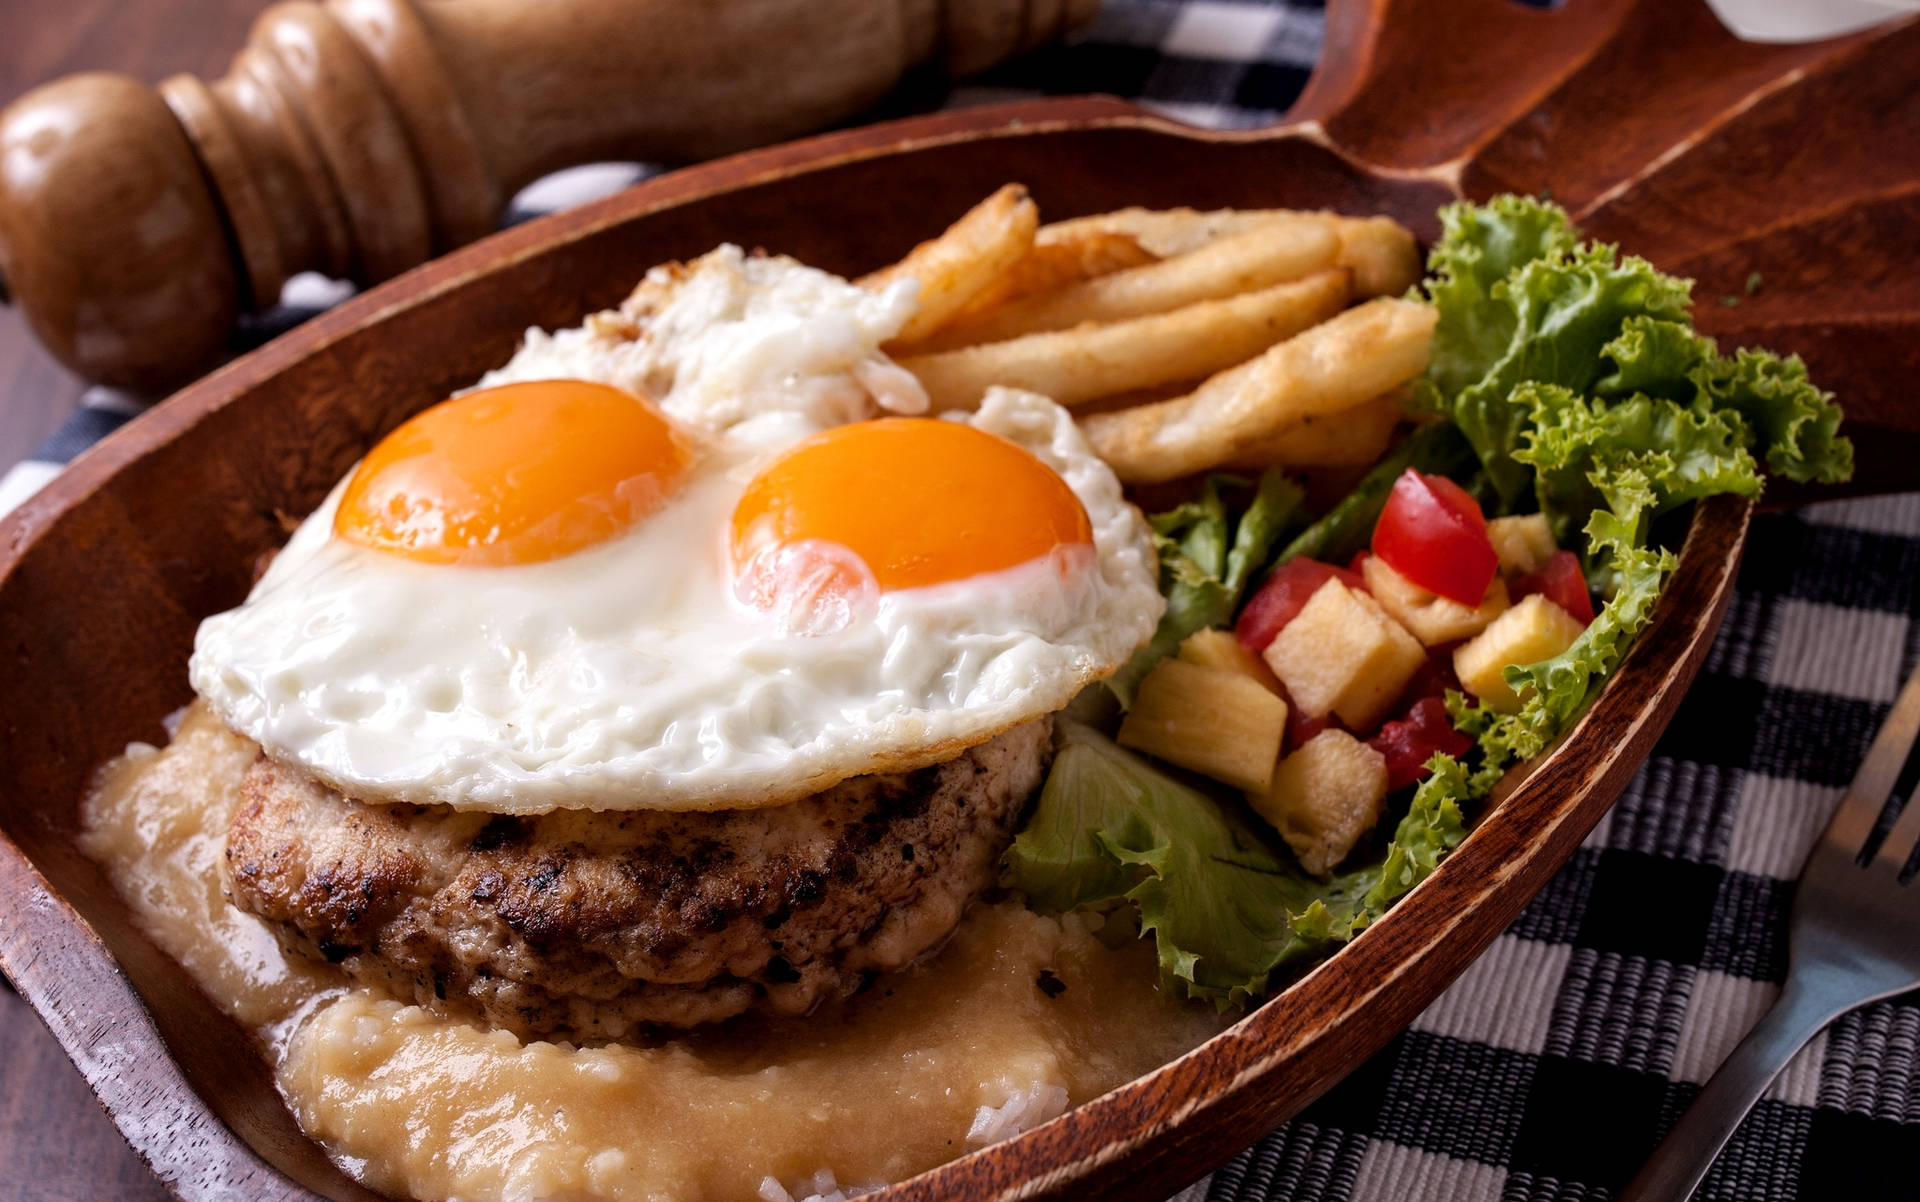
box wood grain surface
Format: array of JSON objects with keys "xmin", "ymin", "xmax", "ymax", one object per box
[{"xmin": 0, "ymin": 9, "xmax": 257, "ymax": 1195}]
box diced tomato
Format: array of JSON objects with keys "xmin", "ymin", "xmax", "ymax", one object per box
[
  {"xmin": 1512, "ymin": 549, "xmax": 1596, "ymax": 625},
  {"xmin": 1368, "ymin": 696, "xmax": 1473, "ymax": 791},
  {"xmin": 1371, "ymin": 469, "xmax": 1498, "ymax": 607},
  {"xmin": 1234, "ymin": 557, "xmax": 1367, "ymax": 653},
  {"xmin": 1397, "ymin": 651, "xmax": 1463, "ymax": 708},
  {"xmin": 1348, "ymin": 549, "xmax": 1372, "ymax": 574},
  {"xmin": 1285, "ymin": 697, "xmax": 1333, "ymax": 754}
]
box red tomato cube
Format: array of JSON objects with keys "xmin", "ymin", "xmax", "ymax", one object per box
[
  {"xmin": 1397, "ymin": 651, "xmax": 1464, "ymax": 707},
  {"xmin": 1234, "ymin": 557, "xmax": 1367, "ymax": 653},
  {"xmin": 1371, "ymin": 469, "xmax": 1499, "ymax": 607},
  {"xmin": 1367, "ymin": 696, "xmax": 1473, "ymax": 791},
  {"xmin": 1512, "ymin": 549, "xmax": 1596, "ymax": 625}
]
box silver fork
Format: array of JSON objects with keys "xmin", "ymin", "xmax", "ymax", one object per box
[{"xmin": 1618, "ymin": 665, "xmax": 1920, "ymax": 1202}]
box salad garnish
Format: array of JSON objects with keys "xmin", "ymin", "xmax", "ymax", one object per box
[{"xmin": 1007, "ymin": 195, "xmax": 1853, "ymax": 1005}]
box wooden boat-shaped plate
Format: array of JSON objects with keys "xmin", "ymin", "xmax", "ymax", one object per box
[{"xmin": 1, "ymin": 1, "xmax": 1914, "ymax": 1197}]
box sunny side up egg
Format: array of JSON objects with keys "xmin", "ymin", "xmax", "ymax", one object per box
[{"xmin": 189, "ymin": 247, "xmax": 1164, "ymax": 814}]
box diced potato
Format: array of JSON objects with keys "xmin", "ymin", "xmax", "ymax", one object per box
[
  {"xmin": 1249, "ymin": 729, "xmax": 1389, "ymax": 875},
  {"xmin": 1117, "ymin": 658, "xmax": 1288, "ymax": 793},
  {"xmin": 1261, "ymin": 579, "xmax": 1425, "ymax": 730},
  {"xmin": 1487, "ymin": 514, "xmax": 1557, "ymax": 578},
  {"xmin": 1176, "ymin": 628, "xmax": 1285, "ymax": 697},
  {"xmin": 1453, "ymin": 593, "xmax": 1587, "ymax": 712},
  {"xmin": 1361, "ymin": 555, "xmax": 1511, "ymax": 647}
]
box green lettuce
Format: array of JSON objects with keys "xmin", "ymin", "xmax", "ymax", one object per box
[
  {"xmin": 1421, "ymin": 198, "xmax": 1850, "ymax": 770},
  {"xmin": 1005, "ymin": 724, "xmax": 1470, "ymax": 1004},
  {"xmin": 1416, "ymin": 197, "xmax": 1849, "ymax": 508},
  {"xmin": 1008, "ymin": 194, "xmax": 1852, "ymax": 1008},
  {"xmin": 1415, "ymin": 197, "xmax": 1692, "ymax": 505}
]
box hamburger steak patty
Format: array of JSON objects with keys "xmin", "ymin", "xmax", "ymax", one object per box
[{"xmin": 224, "ymin": 718, "xmax": 1051, "ymax": 1038}]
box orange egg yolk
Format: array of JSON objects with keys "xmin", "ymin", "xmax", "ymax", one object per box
[
  {"xmin": 730, "ymin": 419, "xmax": 1094, "ymax": 598},
  {"xmin": 335, "ymin": 380, "xmax": 692, "ymax": 567}
]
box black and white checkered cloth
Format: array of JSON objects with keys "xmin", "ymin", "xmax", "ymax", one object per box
[{"xmin": 3, "ymin": 3, "xmax": 1915, "ymax": 1198}]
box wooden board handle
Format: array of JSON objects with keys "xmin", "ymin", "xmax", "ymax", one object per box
[{"xmin": 0, "ymin": 0, "xmax": 1096, "ymax": 390}]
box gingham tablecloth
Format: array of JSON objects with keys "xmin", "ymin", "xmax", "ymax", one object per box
[{"xmin": 3, "ymin": 4, "xmax": 1915, "ymax": 1199}]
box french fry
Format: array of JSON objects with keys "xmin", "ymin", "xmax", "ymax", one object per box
[
  {"xmin": 898, "ymin": 269, "xmax": 1351, "ymax": 413},
  {"xmin": 1037, "ymin": 207, "xmax": 1298, "ymax": 257},
  {"xmin": 860, "ymin": 184, "xmax": 1039, "ymax": 345},
  {"xmin": 1335, "ymin": 216, "xmax": 1422, "ymax": 298},
  {"xmin": 950, "ymin": 232, "xmax": 1157, "ymax": 323},
  {"xmin": 1077, "ymin": 297, "xmax": 1437, "ymax": 484},
  {"xmin": 1037, "ymin": 207, "xmax": 1419, "ymax": 297},
  {"xmin": 1223, "ymin": 394, "xmax": 1405, "ymax": 471},
  {"xmin": 918, "ymin": 218, "xmax": 1341, "ymax": 349}
]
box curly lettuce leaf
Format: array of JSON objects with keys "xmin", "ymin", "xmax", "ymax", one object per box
[
  {"xmin": 1594, "ymin": 314, "xmax": 1715, "ymax": 400},
  {"xmin": 1420, "ymin": 194, "xmax": 1578, "ymax": 403},
  {"xmin": 1517, "ymin": 382, "xmax": 1761, "ymax": 554},
  {"xmin": 1416, "ymin": 198, "xmax": 1692, "ymax": 504},
  {"xmin": 1449, "ymin": 459, "xmax": 1677, "ymax": 764},
  {"xmin": 1694, "ymin": 348, "xmax": 1852, "ymax": 483},
  {"xmin": 1416, "ymin": 197, "xmax": 1849, "ymax": 512},
  {"xmin": 1104, "ymin": 470, "xmax": 1302, "ymax": 706},
  {"xmin": 1005, "ymin": 724, "xmax": 1292, "ymax": 1003},
  {"xmin": 1006, "ymin": 724, "xmax": 1475, "ymax": 1003}
]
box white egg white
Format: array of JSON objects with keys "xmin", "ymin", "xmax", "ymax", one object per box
[{"xmin": 190, "ymin": 248, "xmax": 1163, "ymax": 813}]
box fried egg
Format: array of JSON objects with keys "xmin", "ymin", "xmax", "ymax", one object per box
[{"xmin": 189, "ymin": 248, "xmax": 1162, "ymax": 813}]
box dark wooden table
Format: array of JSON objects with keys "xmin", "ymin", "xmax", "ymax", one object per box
[{"xmin": 0, "ymin": 13, "xmax": 264, "ymax": 1198}]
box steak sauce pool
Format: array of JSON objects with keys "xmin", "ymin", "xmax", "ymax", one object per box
[{"xmin": 79, "ymin": 703, "xmax": 1225, "ymax": 1201}]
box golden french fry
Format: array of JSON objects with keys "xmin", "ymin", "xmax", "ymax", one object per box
[
  {"xmin": 953, "ymin": 232, "xmax": 1157, "ymax": 321},
  {"xmin": 1038, "ymin": 208, "xmax": 1419, "ymax": 298},
  {"xmin": 920, "ymin": 218, "xmax": 1342, "ymax": 348},
  {"xmin": 861, "ymin": 184, "xmax": 1039, "ymax": 345},
  {"xmin": 1036, "ymin": 207, "xmax": 1298, "ymax": 257},
  {"xmin": 1223, "ymin": 394, "xmax": 1405, "ymax": 471},
  {"xmin": 1336, "ymin": 216, "xmax": 1422, "ymax": 298},
  {"xmin": 1077, "ymin": 297, "xmax": 1437, "ymax": 484},
  {"xmin": 898, "ymin": 269, "xmax": 1351, "ymax": 413}
]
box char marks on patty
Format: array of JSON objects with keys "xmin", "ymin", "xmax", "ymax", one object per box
[{"xmin": 223, "ymin": 718, "xmax": 1051, "ymax": 1037}]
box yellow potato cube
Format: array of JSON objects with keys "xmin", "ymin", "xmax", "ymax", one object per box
[
  {"xmin": 1117, "ymin": 657, "xmax": 1288, "ymax": 793},
  {"xmin": 1176, "ymin": 628, "xmax": 1284, "ymax": 697},
  {"xmin": 1486, "ymin": 514, "xmax": 1557, "ymax": 578},
  {"xmin": 1361, "ymin": 555, "xmax": 1510, "ymax": 647},
  {"xmin": 1260, "ymin": 579, "xmax": 1425, "ymax": 730},
  {"xmin": 1453, "ymin": 593, "xmax": 1588, "ymax": 712},
  {"xmin": 1249, "ymin": 729, "xmax": 1389, "ymax": 875}
]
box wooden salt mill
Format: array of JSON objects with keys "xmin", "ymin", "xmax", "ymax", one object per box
[{"xmin": 0, "ymin": 0, "xmax": 1095, "ymax": 391}]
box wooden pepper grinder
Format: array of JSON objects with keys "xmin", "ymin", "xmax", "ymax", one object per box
[{"xmin": 0, "ymin": 0, "xmax": 1095, "ymax": 390}]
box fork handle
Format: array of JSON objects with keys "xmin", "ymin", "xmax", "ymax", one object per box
[{"xmin": 1617, "ymin": 978, "xmax": 1840, "ymax": 1202}]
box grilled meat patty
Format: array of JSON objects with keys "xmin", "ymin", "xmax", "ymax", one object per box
[{"xmin": 223, "ymin": 718, "xmax": 1050, "ymax": 1037}]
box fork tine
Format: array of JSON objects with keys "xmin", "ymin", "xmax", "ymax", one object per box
[
  {"xmin": 1871, "ymin": 791, "xmax": 1920, "ymax": 879},
  {"xmin": 1820, "ymin": 667, "xmax": 1920, "ymax": 859}
]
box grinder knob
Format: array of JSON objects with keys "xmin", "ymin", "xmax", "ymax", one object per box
[{"xmin": 0, "ymin": 0, "xmax": 1096, "ymax": 391}]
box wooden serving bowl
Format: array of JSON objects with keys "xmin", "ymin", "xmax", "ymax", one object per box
[{"xmin": 0, "ymin": 2, "xmax": 1912, "ymax": 1198}]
